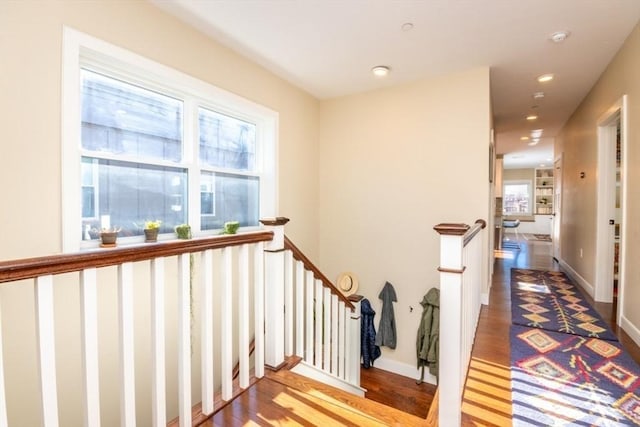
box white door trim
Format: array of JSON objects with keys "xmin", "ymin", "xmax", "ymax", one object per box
[{"xmin": 595, "ymin": 95, "xmax": 627, "ymax": 326}]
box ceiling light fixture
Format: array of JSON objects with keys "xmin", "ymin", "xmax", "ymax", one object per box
[
  {"xmin": 528, "ymin": 141, "xmax": 539, "ymax": 146},
  {"xmin": 538, "ymin": 74, "xmax": 554, "ymax": 83},
  {"xmin": 531, "ymin": 129, "xmax": 543, "ymax": 138},
  {"xmin": 533, "ymin": 92, "xmax": 545, "ymax": 99},
  {"xmin": 520, "ymin": 136, "xmax": 530, "ymax": 141},
  {"xmin": 371, "ymin": 65, "xmax": 391, "ymax": 77},
  {"xmin": 401, "ymin": 22, "xmax": 414, "ymax": 32},
  {"xmin": 526, "ymin": 114, "xmax": 538, "ymax": 121},
  {"xmin": 550, "ymin": 31, "xmax": 570, "ymax": 43}
]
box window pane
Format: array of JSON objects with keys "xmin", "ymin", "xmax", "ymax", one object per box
[
  {"xmin": 81, "ymin": 69, "xmax": 183, "ymax": 162},
  {"xmin": 81, "ymin": 157, "xmax": 187, "ymax": 240},
  {"xmin": 503, "ymin": 183, "xmax": 530, "ymax": 214},
  {"xmin": 199, "ymin": 108, "xmax": 256, "ymax": 171},
  {"xmin": 200, "ymin": 172, "xmax": 259, "ymax": 230}
]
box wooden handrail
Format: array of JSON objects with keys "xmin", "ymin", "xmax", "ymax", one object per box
[
  {"xmin": 0, "ymin": 231, "xmax": 274, "ymax": 284},
  {"xmin": 283, "ymin": 236, "xmax": 355, "ymax": 311}
]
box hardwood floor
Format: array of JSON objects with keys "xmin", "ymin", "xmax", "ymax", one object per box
[{"xmin": 360, "ymin": 366, "xmax": 437, "ymax": 418}]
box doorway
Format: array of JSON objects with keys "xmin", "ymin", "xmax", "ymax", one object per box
[{"xmin": 595, "ymin": 95, "xmax": 627, "ymax": 325}]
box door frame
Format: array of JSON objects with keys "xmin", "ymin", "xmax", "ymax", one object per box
[
  {"xmin": 595, "ymin": 95, "xmax": 627, "ymax": 325},
  {"xmin": 552, "ymin": 155, "xmax": 562, "ymax": 261}
]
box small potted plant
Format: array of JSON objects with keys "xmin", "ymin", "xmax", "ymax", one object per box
[
  {"xmin": 222, "ymin": 221, "xmax": 240, "ymax": 235},
  {"xmin": 175, "ymin": 223, "xmax": 192, "ymax": 239},
  {"xmin": 144, "ymin": 220, "xmax": 162, "ymax": 242},
  {"xmin": 99, "ymin": 227, "xmax": 121, "ymax": 248}
]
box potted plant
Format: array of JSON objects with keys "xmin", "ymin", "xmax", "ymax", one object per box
[
  {"xmin": 222, "ymin": 221, "xmax": 240, "ymax": 235},
  {"xmin": 144, "ymin": 220, "xmax": 162, "ymax": 242},
  {"xmin": 175, "ymin": 223, "xmax": 192, "ymax": 240},
  {"xmin": 99, "ymin": 227, "xmax": 121, "ymax": 248}
]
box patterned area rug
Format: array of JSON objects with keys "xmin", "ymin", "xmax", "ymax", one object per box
[
  {"xmin": 511, "ymin": 269, "xmax": 618, "ymax": 342},
  {"xmin": 511, "ymin": 324, "xmax": 640, "ymax": 426}
]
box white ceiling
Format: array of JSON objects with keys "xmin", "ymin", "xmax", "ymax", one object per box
[{"xmin": 152, "ymin": 0, "xmax": 640, "ymax": 169}]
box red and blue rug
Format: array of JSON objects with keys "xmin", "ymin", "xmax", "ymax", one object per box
[
  {"xmin": 511, "ymin": 268, "xmax": 618, "ymax": 342},
  {"xmin": 511, "ymin": 324, "xmax": 640, "ymax": 426}
]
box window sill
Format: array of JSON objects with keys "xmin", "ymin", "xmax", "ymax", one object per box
[{"xmin": 503, "ymin": 215, "xmax": 535, "ymax": 222}]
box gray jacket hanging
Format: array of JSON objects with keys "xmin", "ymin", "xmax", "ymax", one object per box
[{"xmin": 375, "ymin": 281, "xmax": 397, "ymax": 349}]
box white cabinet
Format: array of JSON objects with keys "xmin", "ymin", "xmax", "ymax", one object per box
[{"xmin": 535, "ymin": 168, "xmax": 553, "ymax": 215}]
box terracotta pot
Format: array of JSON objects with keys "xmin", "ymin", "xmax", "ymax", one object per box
[
  {"xmin": 100, "ymin": 231, "xmax": 118, "ymax": 247},
  {"xmin": 144, "ymin": 228, "xmax": 159, "ymax": 242}
]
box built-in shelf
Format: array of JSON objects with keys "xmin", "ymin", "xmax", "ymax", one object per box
[{"xmin": 535, "ymin": 168, "xmax": 553, "ymax": 215}]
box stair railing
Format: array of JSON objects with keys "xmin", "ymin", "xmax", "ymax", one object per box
[
  {"xmin": 434, "ymin": 219, "xmax": 487, "ymax": 426},
  {"xmin": 0, "ymin": 217, "xmax": 363, "ymax": 427},
  {"xmin": 260, "ymin": 218, "xmax": 363, "ymax": 394}
]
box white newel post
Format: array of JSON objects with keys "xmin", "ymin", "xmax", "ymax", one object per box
[
  {"xmin": 347, "ymin": 296, "xmax": 362, "ymax": 387},
  {"xmin": 260, "ymin": 217, "xmax": 290, "ymax": 369},
  {"xmin": 434, "ymin": 223, "xmax": 469, "ymax": 427}
]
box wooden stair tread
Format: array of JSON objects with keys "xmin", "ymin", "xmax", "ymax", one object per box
[{"xmin": 266, "ymin": 369, "xmax": 430, "ymax": 426}]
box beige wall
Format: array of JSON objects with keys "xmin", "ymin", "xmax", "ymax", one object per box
[
  {"xmin": 318, "ymin": 68, "xmax": 491, "ymax": 369},
  {"xmin": 557, "ymin": 23, "xmax": 640, "ymax": 334},
  {"xmin": 0, "ymin": 1, "xmax": 320, "ymax": 425}
]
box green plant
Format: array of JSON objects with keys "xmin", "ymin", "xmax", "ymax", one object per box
[
  {"xmin": 222, "ymin": 221, "xmax": 240, "ymax": 235},
  {"xmin": 144, "ymin": 220, "xmax": 162, "ymax": 230},
  {"xmin": 175, "ymin": 224, "xmax": 192, "ymax": 239}
]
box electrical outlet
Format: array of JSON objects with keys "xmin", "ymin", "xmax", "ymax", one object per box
[{"xmin": 580, "ymin": 248, "xmax": 583, "ymax": 258}]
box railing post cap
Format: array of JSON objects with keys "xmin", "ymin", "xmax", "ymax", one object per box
[
  {"xmin": 260, "ymin": 217, "xmax": 290, "ymax": 226},
  {"xmin": 433, "ymin": 223, "xmax": 470, "ymax": 236}
]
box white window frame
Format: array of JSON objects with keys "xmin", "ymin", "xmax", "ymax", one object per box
[
  {"xmin": 502, "ymin": 179, "xmax": 532, "ymax": 216},
  {"xmin": 62, "ymin": 27, "xmax": 278, "ymax": 252}
]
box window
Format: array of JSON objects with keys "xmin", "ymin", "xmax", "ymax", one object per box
[
  {"xmin": 503, "ymin": 180, "xmax": 532, "ymax": 215},
  {"xmin": 63, "ymin": 28, "xmax": 277, "ymax": 251}
]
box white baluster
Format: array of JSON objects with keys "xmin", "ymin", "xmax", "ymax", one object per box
[
  {"xmin": 238, "ymin": 244, "xmax": 250, "ymax": 389},
  {"xmin": 118, "ymin": 263, "xmax": 136, "ymax": 427},
  {"xmin": 80, "ymin": 268, "xmax": 100, "ymax": 427},
  {"xmin": 305, "ymin": 271, "xmax": 314, "ymax": 364},
  {"xmin": 337, "ymin": 301, "xmax": 346, "ymax": 379},
  {"xmin": 323, "ymin": 287, "xmax": 331, "ymax": 371},
  {"xmin": 200, "ymin": 251, "xmax": 214, "ymax": 414},
  {"xmin": 284, "ymin": 250, "xmax": 294, "ymax": 357},
  {"xmin": 150, "ymin": 258, "xmax": 166, "ymax": 427},
  {"xmin": 344, "ymin": 305, "xmax": 352, "ymax": 383},
  {"xmin": 178, "ymin": 254, "xmax": 192, "ymax": 426},
  {"xmin": 254, "ymin": 243, "xmax": 265, "ymax": 379},
  {"xmin": 35, "ymin": 275, "xmax": 59, "ymax": 427},
  {"xmin": 295, "ymin": 261, "xmax": 305, "ymax": 358},
  {"xmin": 221, "ymin": 247, "xmax": 233, "ymax": 400},
  {"xmin": 0, "ymin": 293, "xmax": 7, "ymax": 427},
  {"xmin": 314, "ymin": 280, "xmax": 323, "ymax": 369},
  {"xmin": 330, "ymin": 294, "xmax": 339, "ymax": 375}
]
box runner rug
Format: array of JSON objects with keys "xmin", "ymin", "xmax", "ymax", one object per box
[
  {"xmin": 511, "ymin": 324, "xmax": 640, "ymax": 426},
  {"xmin": 511, "ymin": 268, "xmax": 618, "ymax": 341}
]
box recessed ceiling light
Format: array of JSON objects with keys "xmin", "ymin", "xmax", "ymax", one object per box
[
  {"xmin": 540, "ymin": 163, "xmax": 546, "ymax": 167},
  {"xmin": 546, "ymin": 158, "xmax": 552, "ymax": 161},
  {"xmin": 533, "ymin": 92, "xmax": 545, "ymax": 99},
  {"xmin": 526, "ymin": 114, "xmax": 538, "ymax": 121},
  {"xmin": 520, "ymin": 136, "xmax": 530, "ymax": 141},
  {"xmin": 401, "ymin": 22, "xmax": 414, "ymax": 32},
  {"xmin": 538, "ymin": 74, "xmax": 554, "ymax": 83},
  {"xmin": 550, "ymin": 31, "xmax": 570, "ymax": 43},
  {"xmin": 371, "ymin": 65, "xmax": 391, "ymax": 77},
  {"xmin": 528, "ymin": 141, "xmax": 539, "ymax": 146},
  {"xmin": 531, "ymin": 129, "xmax": 543, "ymax": 138}
]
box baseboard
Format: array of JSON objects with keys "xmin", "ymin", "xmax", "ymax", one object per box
[
  {"xmin": 620, "ymin": 315, "xmax": 640, "ymax": 348},
  {"xmin": 481, "ymin": 292, "xmax": 489, "ymax": 305},
  {"xmin": 372, "ymin": 357, "xmax": 437, "ymax": 386},
  {"xmin": 558, "ymin": 259, "xmax": 595, "ymax": 298},
  {"xmin": 291, "ymin": 361, "xmax": 366, "ymax": 397}
]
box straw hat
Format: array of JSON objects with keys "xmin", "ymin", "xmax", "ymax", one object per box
[{"xmin": 336, "ymin": 272, "xmax": 359, "ymax": 297}]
